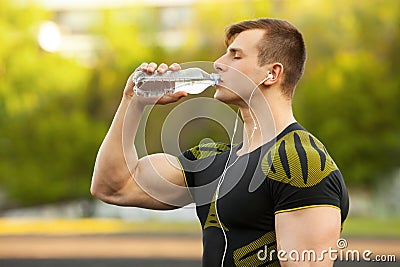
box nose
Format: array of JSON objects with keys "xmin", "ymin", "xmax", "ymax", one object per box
[{"xmin": 213, "ymin": 55, "xmax": 227, "ymax": 73}]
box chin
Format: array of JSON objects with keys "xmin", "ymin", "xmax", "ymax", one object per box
[
  {"xmin": 214, "ymin": 87, "xmax": 227, "ymax": 102},
  {"xmin": 214, "ymin": 87, "xmax": 237, "ymax": 105}
]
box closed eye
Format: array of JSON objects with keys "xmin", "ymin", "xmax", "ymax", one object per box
[
  {"xmin": 233, "ymin": 54, "xmax": 241, "ymax": 59},
  {"xmin": 227, "ymin": 47, "xmax": 243, "ymax": 60}
]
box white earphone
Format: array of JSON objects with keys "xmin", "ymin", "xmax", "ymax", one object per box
[{"xmin": 258, "ymin": 73, "xmax": 273, "ymax": 86}]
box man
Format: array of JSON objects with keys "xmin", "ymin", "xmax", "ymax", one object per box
[{"xmin": 91, "ymin": 18, "xmax": 349, "ymax": 266}]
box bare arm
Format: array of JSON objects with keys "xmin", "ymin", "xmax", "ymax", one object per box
[
  {"xmin": 90, "ymin": 62, "xmax": 191, "ymax": 210},
  {"xmin": 275, "ymin": 207, "xmax": 341, "ymax": 266}
]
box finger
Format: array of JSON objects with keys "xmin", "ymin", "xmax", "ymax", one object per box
[
  {"xmin": 124, "ymin": 72, "xmax": 137, "ymax": 98},
  {"xmin": 156, "ymin": 91, "xmax": 187, "ymax": 104},
  {"xmin": 168, "ymin": 63, "xmax": 181, "ymax": 71},
  {"xmin": 157, "ymin": 63, "xmax": 169, "ymax": 74},
  {"xmin": 137, "ymin": 62, "xmax": 148, "ymax": 71},
  {"xmin": 174, "ymin": 91, "xmax": 188, "ymax": 98},
  {"xmin": 146, "ymin": 62, "xmax": 158, "ymax": 73}
]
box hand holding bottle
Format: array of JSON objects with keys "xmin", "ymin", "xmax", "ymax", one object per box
[{"xmin": 124, "ymin": 62, "xmax": 188, "ymax": 105}]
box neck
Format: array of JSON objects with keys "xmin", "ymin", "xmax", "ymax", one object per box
[{"xmin": 237, "ymin": 90, "xmax": 296, "ymax": 155}]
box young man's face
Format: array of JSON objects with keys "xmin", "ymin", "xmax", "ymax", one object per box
[{"xmin": 213, "ymin": 29, "xmax": 270, "ymax": 106}]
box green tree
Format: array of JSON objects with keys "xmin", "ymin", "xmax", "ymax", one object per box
[
  {"xmin": 291, "ymin": 0, "xmax": 400, "ymax": 186},
  {"xmin": 0, "ymin": 0, "xmax": 103, "ymax": 208}
]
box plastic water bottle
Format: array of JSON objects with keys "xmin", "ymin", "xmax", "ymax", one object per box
[{"xmin": 133, "ymin": 67, "xmax": 221, "ymax": 97}]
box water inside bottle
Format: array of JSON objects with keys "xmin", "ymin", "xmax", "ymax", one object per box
[
  {"xmin": 175, "ymin": 80, "xmax": 216, "ymax": 94},
  {"xmin": 134, "ymin": 80, "xmax": 175, "ymax": 97},
  {"xmin": 135, "ymin": 79, "xmax": 215, "ymax": 97}
]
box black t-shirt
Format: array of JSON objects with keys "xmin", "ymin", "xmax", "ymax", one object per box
[{"xmin": 177, "ymin": 122, "xmax": 349, "ymax": 267}]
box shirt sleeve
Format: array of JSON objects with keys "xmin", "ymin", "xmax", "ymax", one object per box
[
  {"xmin": 269, "ymin": 170, "xmax": 345, "ymax": 214},
  {"xmin": 177, "ymin": 149, "xmax": 196, "ymax": 189},
  {"xmin": 177, "ymin": 142, "xmax": 232, "ymax": 189}
]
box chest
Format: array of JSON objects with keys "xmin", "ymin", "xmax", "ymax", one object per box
[{"xmin": 192, "ymin": 154, "xmax": 275, "ymax": 231}]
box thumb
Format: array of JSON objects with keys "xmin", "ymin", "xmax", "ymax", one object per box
[{"xmin": 124, "ymin": 73, "xmax": 136, "ymax": 98}]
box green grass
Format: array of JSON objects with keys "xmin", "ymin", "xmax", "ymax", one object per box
[{"xmin": 342, "ymin": 216, "xmax": 400, "ymax": 237}]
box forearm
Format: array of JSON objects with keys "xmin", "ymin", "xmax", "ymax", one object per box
[{"xmin": 91, "ymin": 95, "xmax": 145, "ymax": 197}]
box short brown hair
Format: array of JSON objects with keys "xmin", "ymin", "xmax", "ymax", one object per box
[{"xmin": 225, "ymin": 18, "xmax": 306, "ymax": 98}]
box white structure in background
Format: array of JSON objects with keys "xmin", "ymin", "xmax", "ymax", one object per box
[
  {"xmin": 31, "ymin": 0, "xmax": 194, "ymax": 66},
  {"xmin": 93, "ymin": 201, "xmax": 198, "ymax": 222},
  {"xmin": 2, "ymin": 199, "xmax": 198, "ymax": 221}
]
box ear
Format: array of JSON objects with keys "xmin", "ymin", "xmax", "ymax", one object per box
[{"xmin": 263, "ymin": 63, "xmax": 283, "ymax": 86}]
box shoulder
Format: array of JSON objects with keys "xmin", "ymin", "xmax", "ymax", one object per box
[
  {"xmin": 181, "ymin": 142, "xmax": 231, "ymax": 160},
  {"xmin": 261, "ymin": 128, "xmax": 339, "ymax": 187}
]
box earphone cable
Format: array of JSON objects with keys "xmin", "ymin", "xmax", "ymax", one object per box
[{"xmin": 215, "ymin": 79, "xmax": 265, "ymax": 267}]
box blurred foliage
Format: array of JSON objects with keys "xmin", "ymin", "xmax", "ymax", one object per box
[
  {"xmin": 342, "ymin": 216, "xmax": 400, "ymax": 237},
  {"xmin": 0, "ymin": 0, "xmax": 399, "ymax": 208}
]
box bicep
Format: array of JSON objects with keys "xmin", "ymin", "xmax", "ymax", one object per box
[
  {"xmin": 116, "ymin": 153, "xmax": 192, "ymax": 209},
  {"xmin": 275, "ymin": 207, "xmax": 341, "ymax": 266}
]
